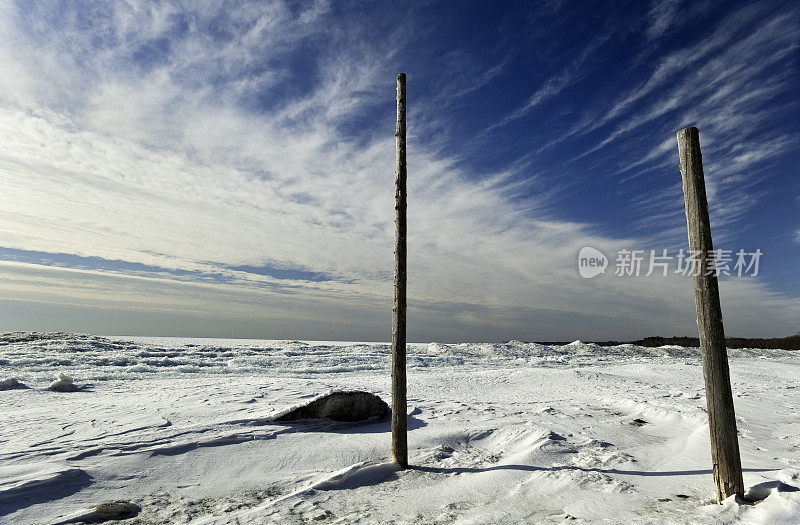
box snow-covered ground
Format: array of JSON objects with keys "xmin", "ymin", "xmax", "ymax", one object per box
[{"xmin": 1, "ymin": 333, "xmax": 798, "ymax": 524}]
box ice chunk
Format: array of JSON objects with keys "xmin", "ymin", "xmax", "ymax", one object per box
[{"xmin": 48, "ymin": 373, "xmax": 79, "ymax": 392}]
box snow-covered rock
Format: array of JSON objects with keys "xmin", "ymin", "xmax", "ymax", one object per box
[
  {"xmin": 52, "ymin": 500, "xmax": 139, "ymax": 524},
  {"xmin": 275, "ymin": 391, "xmax": 389, "ymax": 422},
  {"xmin": 0, "ymin": 377, "xmax": 26, "ymax": 390}
]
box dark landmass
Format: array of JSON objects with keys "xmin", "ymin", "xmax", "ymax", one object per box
[
  {"xmin": 591, "ymin": 334, "xmax": 800, "ymax": 350},
  {"xmin": 529, "ymin": 334, "xmax": 799, "ymax": 350}
]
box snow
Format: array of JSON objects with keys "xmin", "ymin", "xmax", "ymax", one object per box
[
  {"xmin": 1, "ymin": 332, "xmax": 798, "ymax": 523},
  {"xmin": 47, "ymin": 372, "xmax": 78, "ymax": 392}
]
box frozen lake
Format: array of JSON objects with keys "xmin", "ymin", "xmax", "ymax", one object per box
[{"xmin": 1, "ymin": 333, "xmax": 798, "ymax": 523}]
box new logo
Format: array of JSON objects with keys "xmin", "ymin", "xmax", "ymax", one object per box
[{"xmin": 578, "ymin": 246, "xmax": 608, "ymax": 279}]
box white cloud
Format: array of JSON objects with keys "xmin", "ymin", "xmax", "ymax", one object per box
[
  {"xmin": 0, "ymin": 1, "xmax": 796, "ymax": 340},
  {"xmin": 486, "ymin": 30, "xmax": 613, "ymax": 133},
  {"xmin": 645, "ymin": 0, "xmax": 680, "ymax": 40}
]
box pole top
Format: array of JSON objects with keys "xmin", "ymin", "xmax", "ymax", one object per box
[
  {"xmin": 397, "ymin": 73, "xmax": 406, "ymax": 81},
  {"xmin": 677, "ymin": 126, "xmax": 699, "ymax": 136}
]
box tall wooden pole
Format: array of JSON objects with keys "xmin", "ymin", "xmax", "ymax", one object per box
[
  {"xmin": 676, "ymin": 126, "xmax": 744, "ymax": 502},
  {"xmin": 392, "ymin": 73, "xmax": 408, "ymax": 468}
]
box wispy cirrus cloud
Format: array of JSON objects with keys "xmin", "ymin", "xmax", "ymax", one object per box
[
  {"xmin": 486, "ymin": 35, "xmax": 612, "ymax": 134},
  {"xmin": 547, "ymin": 4, "xmax": 800, "ymax": 254},
  {"xmin": 0, "ymin": 0, "xmax": 797, "ymax": 340},
  {"xmin": 645, "ymin": 0, "xmax": 681, "ymax": 40}
]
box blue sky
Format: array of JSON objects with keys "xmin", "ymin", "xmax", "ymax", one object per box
[{"xmin": 0, "ymin": 0, "xmax": 797, "ymax": 341}]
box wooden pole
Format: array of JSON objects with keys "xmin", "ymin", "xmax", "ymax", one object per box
[
  {"xmin": 676, "ymin": 126, "xmax": 744, "ymax": 502},
  {"xmin": 392, "ymin": 73, "xmax": 408, "ymax": 468}
]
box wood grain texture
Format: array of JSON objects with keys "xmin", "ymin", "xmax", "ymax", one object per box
[
  {"xmin": 392, "ymin": 73, "xmax": 408, "ymax": 468},
  {"xmin": 677, "ymin": 126, "xmax": 744, "ymax": 502}
]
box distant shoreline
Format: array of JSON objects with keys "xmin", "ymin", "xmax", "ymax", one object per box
[
  {"xmin": 583, "ymin": 334, "xmax": 800, "ymax": 350},
  {"xmin": 1, "ymin": 331, "xmax": 798, "ymax": 350}
]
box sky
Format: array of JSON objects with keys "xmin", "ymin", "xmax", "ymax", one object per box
[{"xmin": 0, "ymin": 0, "xmax": 798, "ymax": 342}]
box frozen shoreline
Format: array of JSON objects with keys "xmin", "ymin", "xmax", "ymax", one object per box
[
  {"xmin": 1, "ymin": 332, "xmax": 795, "ymax": 385},
  {"xmin": 1, "ymin": 334, "xmax": 799, "ymax": 523}
]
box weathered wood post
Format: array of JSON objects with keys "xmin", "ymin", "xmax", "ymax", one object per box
[
  {"xmin": 392, "ymin": 73, "xmax": 408, "ymax": 468},
  {"xmin": 676, "ymin": 126, "xmax": 744, "ymax": 502}
]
